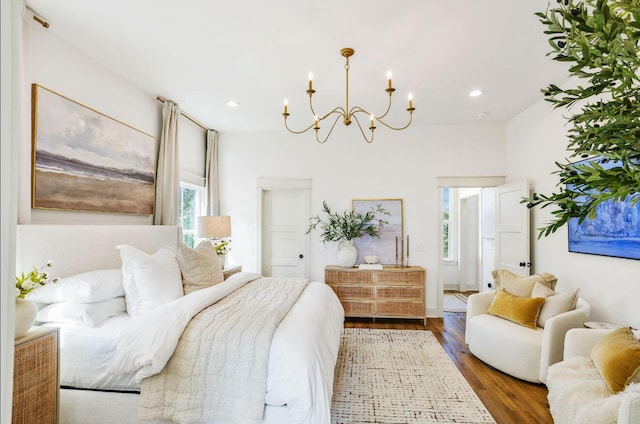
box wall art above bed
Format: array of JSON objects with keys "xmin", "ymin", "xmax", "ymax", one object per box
[{"xmin": 31, "ymin": 84, "xmax": 157, "ymax": 215}]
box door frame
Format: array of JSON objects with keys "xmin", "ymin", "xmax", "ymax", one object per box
[
  {"xmin": 256, "ymin": 178, "xmax": 311, "ymax": 278},
  {"xmin": 436, "ymin": 176, "xmax": 505, "ymax": 317}
]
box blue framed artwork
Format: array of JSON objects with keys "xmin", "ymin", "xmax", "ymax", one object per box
[{"xmin": 568, "ymin": 157, "xmax": 640, "ymax": 260}]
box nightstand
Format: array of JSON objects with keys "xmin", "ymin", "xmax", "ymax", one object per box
[
  {"xmin": 13, "ymin": 327, "xmax": 59, "ymax": 424},
  {"xmin": 223, "ymin": 265, "xmax": 242, "ymax": 280}
]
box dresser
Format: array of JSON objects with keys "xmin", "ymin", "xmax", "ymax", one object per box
[
  {"xmin": 13, "ymin": 327, "xmax": 59, "ymax": 424},
  {"xmin": 325, "ymin": 265, "xmax": 426, "ymax": 324}
]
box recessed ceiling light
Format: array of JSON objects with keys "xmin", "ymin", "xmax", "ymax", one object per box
[
  {"xmin": 469, "ymin": 90, "xmax": 483, "ymax": 97},
  {"xmin": 477, "ymin": 111, "xmax": 488, "ymax": 117},
  {"xmin": 226, "ymin": 100, "xmax": 240, "ymax": 108}
]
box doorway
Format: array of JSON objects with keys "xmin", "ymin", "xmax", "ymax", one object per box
[{"xmin": 436, "ymin": 176, "xmax": 505, "ymax": 317}]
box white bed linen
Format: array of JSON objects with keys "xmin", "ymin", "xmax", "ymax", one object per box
[
  {"xmin": 51, "ymin": 277, "xmax": 345, "ymax": 423},
  {"xmin": 42, "ymin": 314, "xmax": 138, "ymax": 391}
]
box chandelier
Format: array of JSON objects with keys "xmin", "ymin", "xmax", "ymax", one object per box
[{"xmin": 282, "ymin": 47, "xmax": 415, "ymax": 144}]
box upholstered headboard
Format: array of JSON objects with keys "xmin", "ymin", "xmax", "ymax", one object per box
[{"xmin": 16, "ymin": 225, "xmax": 181, "ymax": 278}]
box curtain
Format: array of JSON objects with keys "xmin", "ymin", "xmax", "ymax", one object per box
[
  {"xmin": 154, "ymin": 101, "xmax": 180, "ymax": 225},
  {"xmin": 18, "ymin": 3, "xmax": 33, "ymax": 224},
  {"xmin": 205, "ymin": 129, "xmax": 219, "ymax": 215}
]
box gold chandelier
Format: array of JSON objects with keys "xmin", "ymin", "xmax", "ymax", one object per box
[{"xmin": 282, "ymin": 47, "xmax": 415, "ymax": 144}]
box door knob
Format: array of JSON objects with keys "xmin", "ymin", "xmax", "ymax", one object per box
[
  {"xmin": 299, "ymin": 254, "xmax": 304, "ymax": 259},
  {"xmin": 519, "ymin": 261, "xmax": 526, "ymax": 267}
]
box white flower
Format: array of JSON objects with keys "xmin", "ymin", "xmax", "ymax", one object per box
[
  {"xmin": 15, "ymin": 287, "xmax": 20, "ymax": 298},
  {"xmin": 21, "ymin": 280, "xmax": 38, "ymax": 290}
]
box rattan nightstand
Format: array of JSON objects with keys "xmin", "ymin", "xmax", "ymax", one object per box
[{"xmin": 13, "ymin": 327, "xmax": 59, "ymax": 424}]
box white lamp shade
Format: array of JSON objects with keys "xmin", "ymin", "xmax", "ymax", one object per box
[{"xmin": 197, "ymin": 216, "xmax": 231, "ymax": 238}]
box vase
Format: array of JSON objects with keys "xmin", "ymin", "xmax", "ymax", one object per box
[
  {"xmin": 15, "ymin": 297, "xmax": 37, "ymax": 339},
  {"xmin": 337, "ymin": 240, "xmax": 358, "ymax": 268},
  {"xmin": 218, "ymin": 254, "xmax": 226, "ymax": 269}
]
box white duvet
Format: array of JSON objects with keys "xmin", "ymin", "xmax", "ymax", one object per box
[{"xmin": 103, "ymin": 272, "xmax": 344, "ymax": 423}]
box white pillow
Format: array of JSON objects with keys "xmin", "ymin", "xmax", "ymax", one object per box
[
  {"xmin": 177, "ymin": 241, "xmax": 224, "ymax": 294},
  {"xmin": 118, "ymin": 245, "xmax": 183, "ymax": 318},
  {"xmin": 27, "ymin": 269, "xmax": 124, "ymax": 304},
  {"xmin": 531, "ymin": 282, "xmax": 579, "ymax": 327},
  {"xmin": 37, "ymin": 297, "xmax": 126, "ymax": 327}
]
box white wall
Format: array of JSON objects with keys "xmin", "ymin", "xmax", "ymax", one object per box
[
  {"xmin": 506, "ymin": 96, "xmax": 640, "ymax": 329},
  {"xmin": 218, "ymin": 124, "xmax": 506, "ymax": 316},
  {"xmin": 21, "ymin": 26, "xmax": 161, "ymax": 225}
]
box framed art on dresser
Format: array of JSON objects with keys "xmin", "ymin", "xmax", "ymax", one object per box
[
  {"xmin": 31, "ymin": 84, "xmax": 157, "ymax": 215},
  {"xmin": 351, "ymin": 198, "xmax": 404, "ymax": 265}
]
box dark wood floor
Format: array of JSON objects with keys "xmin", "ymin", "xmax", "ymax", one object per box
[{"xmin": 344, "ymin": 313, "xmax": 553, "ymax": 424}]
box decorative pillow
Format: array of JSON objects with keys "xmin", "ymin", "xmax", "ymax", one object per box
[
  {"xmin": 487, "ymin": 289, "xmax": 545, "ymax": 329},
  {"xmin": 591, "ymin": 327, "xmax": 640, "ymax": 393},
  {"xmin": 176, "ymin": 241, "xmax": 224, "ymax": 294},
  {"xmin": 491, "ymin": 269, "xmax": 558, "ymax": 297},
  {"xmin": 37, "ymin": 297, "xmax": 126, "ymax": 327},
  {"xmin": 531, "ymin": 282, "xmax": 579, "ymax": 327},
  {"xmin": 118, "ymin": 245, "xmax": 183, "ymax": 318},
  {"xmin": 27, "ymin": 269, "xmax": 124, "ymax": 304}
]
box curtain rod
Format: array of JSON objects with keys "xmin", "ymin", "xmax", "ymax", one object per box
[
  {"xmin": 27, "ymin": 6, "xmax": 49, "ymax": 28},
  {"xmin": 156, "ymin": 96, "xmax": 211, "ymax": 132}
]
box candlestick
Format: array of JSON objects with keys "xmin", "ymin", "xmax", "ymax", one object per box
[
  {"xmin": 400, "ymin": 236, "xmax": 404, "ymax": 267},
  {"xmin": 407, "ymin": 235, "xmax": 410, "ymax": 257},
  {"xmin": 395, "ymin": 236, "xmax": 398, "ymax": 267}
]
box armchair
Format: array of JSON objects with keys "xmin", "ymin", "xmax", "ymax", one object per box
[{"xmin": 465, "ymin": 290, "xmax": 590, "ymax": 383}]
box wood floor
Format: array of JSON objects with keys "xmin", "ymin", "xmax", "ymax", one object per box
[{"xmin": 345, "ymin": 313, "xmax": 553, "ymax": 424}]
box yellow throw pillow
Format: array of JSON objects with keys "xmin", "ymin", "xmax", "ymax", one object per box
[
  {"xmin": 491, "ymin": 269, "xmax": 558, "ymax": 297},
  {"xmin": 590, "ymin": 327, "xmax": 640, "ymax": 394},
  {"xmin": 487, "ymin": 290, "xmax": 546, "ymax": 330}
]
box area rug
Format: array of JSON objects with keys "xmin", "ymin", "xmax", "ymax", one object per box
[
  {"xmin": 331, "ymin": 329, "xmax": 496, "ymax": 424},
  {"xmin": 443, "ymin": 292, "xmax": 468, "ymax": 312}
]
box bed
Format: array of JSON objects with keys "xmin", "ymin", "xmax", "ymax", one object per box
[{"xmin": 16, "ymin": 225, "xmax": 345, "ymax": 424}]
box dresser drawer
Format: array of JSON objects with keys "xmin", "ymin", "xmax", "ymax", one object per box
[
  {"xmin": 376, "ymin": 300, "xmax": 425, "ymax": 317},
  {"xmin": 329, "ymin": 284, "xmax": 374, "ymax": 300},
  {"xmin": 342, "ymin": 300, "xmax": 375, "ymax": 317},
  {"xmin": 326, "ymin": 270, "xmax": 374, "ymax": 284},
  {"xmin": 377, "ymin": 270, "xmax": 424, "ymax": 285},
  {"xmin": 376, "ymin": 285, "xmax": 423, "ymax": 300}
]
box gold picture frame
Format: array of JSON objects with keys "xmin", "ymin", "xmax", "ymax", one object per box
[
  {"xmin": 31, "ymin": 84, "xmax": 157, "ymax": 214},
  {"xmin": 351, "ymin": 198, "xmax": 404, "ymax": 265}
]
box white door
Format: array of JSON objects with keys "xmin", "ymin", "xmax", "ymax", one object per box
[
  {"xmin": 261, "ymin": 187, "xmax": 309, "ymax": 278},
  {"xmin": 494, "ymin": 180, "xmax": 531, "ymax": 276},
  {"xmin": 458, "ymin": 193, "xmax": 480, "ymax": 292}
]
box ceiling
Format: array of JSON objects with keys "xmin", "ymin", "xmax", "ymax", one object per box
[{"xmin": 26, "ymin": 0, "xmax": 569, "ymax": 133}]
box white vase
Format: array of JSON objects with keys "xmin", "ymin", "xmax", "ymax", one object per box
[
  {"xmin": 218, "ymin": 254, "xmax": 226, "ymax": 269},
  {"xmin": 15, "ymin": 297, "xmax": 37, "ymax": 339},
  {"xmin": 337, "ymin": 240, "xmax": 358, "ymax": 268}
]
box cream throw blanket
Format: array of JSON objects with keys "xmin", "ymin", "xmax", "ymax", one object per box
[{"xmin": 138, "ymin": 277, "xmax": 310, "ymax": 424}]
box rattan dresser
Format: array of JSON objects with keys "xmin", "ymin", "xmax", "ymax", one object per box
[
  {"xmin": 13, "ymin": 327, "xmax": 59, "ymax": 424},
  {"xmin": 325, "ymin": 265, "xmax": 426, "ymax": 325}
]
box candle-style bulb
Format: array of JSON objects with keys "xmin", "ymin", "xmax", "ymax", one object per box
[
  {"xmin": 283, "ymin": 98, "xmax": 288, "ymax": 114},
  {"xmin": 308, "ymin": 72, "xmax": 314, "ymax": 91},
  {"xmin": 408, "ymin": 93, "xmax": 414, "ymax": 109},
  {"xmin": 386, "ymin": 70, "xmax": 392, "ymax": 89}
]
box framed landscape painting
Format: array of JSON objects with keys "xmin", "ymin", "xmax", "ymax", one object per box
[
  {"xmin": 352, "ymin": 198, "xmax": 404, "ymax": 265},
  {"xmin": 567, "ymin": 157, "xmax": 640, "ymax": 260},
  {"xmin": 31, "ymin": 84, "xmax": 156, "ymax": 214}
]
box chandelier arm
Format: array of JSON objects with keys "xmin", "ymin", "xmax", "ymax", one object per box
[
  {"xmin": 319, "ymin": 107, "xmax": 347, "ymax": 122},
  {"xmin": 351, "ymin": 114, "xmax": 375, "ymax": 144},
  {"xmin": 283, "ymin": 117, "xmax": 320, "ymax": 134},
  {"xmin": 375, "ymin": 111, "xmax": 414, "ymax": 131},
  {"xmin": 315, "ymin": 114, "xmax": 343, "ymax": 144},
  {"xmin": 376, "ymin": 92, "xmax": 394, "ymax": 120}
]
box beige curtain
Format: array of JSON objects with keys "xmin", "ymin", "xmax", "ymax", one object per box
[
  {"xmin": 18, "ymin": 4, "xmax": 33, "ymax": 224},
  {"xmin": 154, "ymin": 101, "xmax": 180, "ymax": 225},
  {"xmin": 205, "ymin": 129, "xmax": 219, "ymax": 215}
]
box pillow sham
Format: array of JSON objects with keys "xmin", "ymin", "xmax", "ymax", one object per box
[
  {"xmin": 37, "ymin": 297, "xmax": 126, "ymax": 327},
  {"xmin": 491, "ymin": 269, "xmax": 558, "ymax": 298},
  {"xmin": 590, "ymin": 327, "xmax": 640, "ymax": 394},
  {"xmin": 27, "ymin": 269, "xmax": 124, "ymax": 304},
  {"xmin": 118, "ymin": 245, "xmax": 183, "ymax": 318},
  {"xmin": 531, "ymin": 282, "xmax": 579, "ymax": 327},
  {"xmin": 487, "ymin": 289, "xmax": 545, "ymax": 330},
  {"xmin": 176, "ymin": 241, "xmax": 224, "ymax": 294}
]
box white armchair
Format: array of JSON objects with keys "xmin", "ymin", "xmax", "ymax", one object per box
[
  {"xmin": 465, "ymin": 290, "xmax": 590, "ymax": 383},
  {"xmin": 546, "ymin": 328, "xmax": 640, "ymax": 424}
]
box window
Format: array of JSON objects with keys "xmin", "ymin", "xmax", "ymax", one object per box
[{"xmin": 179, "ymin": 182, "xmax": 205, "ymax": 247}]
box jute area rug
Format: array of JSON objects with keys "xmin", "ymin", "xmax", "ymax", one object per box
[{"xmin": 331, "ymin": 329, "xmax": 496, "ymax": 424}]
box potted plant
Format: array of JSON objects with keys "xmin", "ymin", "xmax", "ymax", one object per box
[
  {"xmin": 15, "ymin": 261, "xmax": 58, "ymax": 338},
  {"xmin": 307, "ymin": 201, "xmax": 389, "ymax": 267}
]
